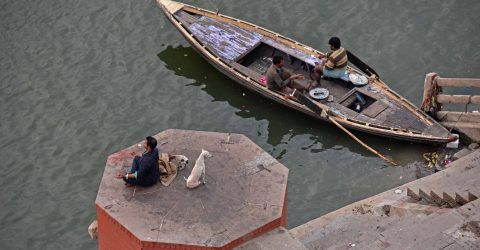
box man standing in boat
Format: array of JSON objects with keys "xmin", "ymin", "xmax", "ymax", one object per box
[
  {"xmin": 266, "ymin": 55, "xmax": 311, "ymax": 94},
  {"xmin": 315, "ymin": 37, "xmax": 349, "ymax": 81}
]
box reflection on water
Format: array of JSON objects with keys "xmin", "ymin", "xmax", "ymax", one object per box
[{"xmin": 158, "ymin": 45, "xmax": 343, "ymax": 147}]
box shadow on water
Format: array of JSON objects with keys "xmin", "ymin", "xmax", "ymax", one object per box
[
  {"xmin": 157, "ymin": 45, "xmax": 340, "ymax": 147},
  {"xmin": 157, "ymin": 45, "xmax": 435, "ymax": 162}
]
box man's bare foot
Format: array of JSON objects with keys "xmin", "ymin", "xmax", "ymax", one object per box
[{"xmin": 124, "ymin": 183, "xmax": 134, "ymax": 187}]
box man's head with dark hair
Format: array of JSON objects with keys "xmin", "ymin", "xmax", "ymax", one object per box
[
  {"xmin": 145, "ymin": 136, "xmax": 157, "ymax": 150},
  {"xmin": 272, "ymin": 55, "xmax": 284, "ymax": 66},
  {"xmin": 328, "ymin": 37, "xmax": 341, "ymax": 50}
]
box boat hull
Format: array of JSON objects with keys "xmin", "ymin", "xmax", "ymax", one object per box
[{"xmin": 156, "ymin": 0, "xmax": 452, "ymax": 144}]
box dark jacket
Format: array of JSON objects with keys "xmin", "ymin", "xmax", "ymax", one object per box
[{"xmin": 137, "ymin": 148, "xmax": 160, "ymax": 186}]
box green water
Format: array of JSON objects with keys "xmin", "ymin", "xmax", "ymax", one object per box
[{"xmin": 1, "ymin": 0, "xmax": 479, "ymax": 248}]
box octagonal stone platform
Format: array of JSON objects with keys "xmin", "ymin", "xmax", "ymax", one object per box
[{"xmin": 95, "ymin": 129, "xmax": 289, "ymax": 250}]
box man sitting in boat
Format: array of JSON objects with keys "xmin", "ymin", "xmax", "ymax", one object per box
[
  {"xmin": 315, "ymin": 37, "xmax": 349, "ymax": 82},
  {"xmin": 266, "ymin": 55, "xmax": 310, "ymax": 93},
  {"xmin": 115, "ymin": 136, "xmax": 160, "ymax": 187}
]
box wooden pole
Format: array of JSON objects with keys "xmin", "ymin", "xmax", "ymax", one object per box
[
  {"xmin": 291, "ymin": 91, "xmax": 397, "ymax": 166},
  {"xmin": 328, "ymin": 116, "xmax": 397, "ymax": 166}
]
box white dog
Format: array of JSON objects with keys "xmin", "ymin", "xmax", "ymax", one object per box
[
  {"xmin": 170, "ymin": 154, "xmax": 189, "ymax": 171},
  {"xmin": 184, "ymin": 149, "xmax": 212, "ymax": 189}
]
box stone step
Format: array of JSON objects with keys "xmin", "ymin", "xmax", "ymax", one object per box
[
  {"xmin": 437, "ymin": 111, "xmax": 480, "ymax": 123},
  {"xmin": 408, "ymin": 187, "xmax": 473, "ymax": 208},
  {"xmin": 383, "ymin": 202, "xmax": 444, "ymax": 217},
  {"xmin": 441, "ymin": 121, "xmax": 480, "ymax": 129},
  {"xmin": 364, "ymin": 200, "xmax": 480, "ymax": 249},
  {"xmin": 440, "ymin": 122, "xmax": 480, "ymax": 142},
  {"xmin": 408, "ymin": 175, "xmax": 480, "ymax": 207},
  {"xmin": 361, "ymin": 209, "xmax": 463, "ymax": 250},
  {"xmin": 235, "ymin": 227, "xmax": 308, "ymax": 250},
  {"xmin": 406, "ymin": 149, "xmax": 480, "ymax": 207}
]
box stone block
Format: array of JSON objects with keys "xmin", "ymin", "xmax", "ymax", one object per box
[
  {"xmin": 453, "ymin": 148, "xmax": 471, "ymax": 160},
  {"xmin": 235, "ymin": 227, "xmax": 308, "ymax": 250},
  {"xmin": 88, "ymin": 220, "xmax": 98, "ymax": 240},
  {"xmin": 468, "ymin": 143, "xmax": 479, "ymax": 150}
]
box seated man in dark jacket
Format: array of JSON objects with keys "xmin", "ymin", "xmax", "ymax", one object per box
[{"xmin": 115, "ymin": 136, "xmax": 160, "ymax": 187}]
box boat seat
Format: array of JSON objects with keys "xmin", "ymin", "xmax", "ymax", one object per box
[
  {"xmin": 247, "ymin": 56, "xmax": 272, "ymax": 75},
  {"xmin": 230, "ymin": 62, "xmax": 267, "ymax": 87}
]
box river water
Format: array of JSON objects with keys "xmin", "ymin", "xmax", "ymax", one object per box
[{"xmin": 1, "ymin": 0, "xmax": 479, "ymax": 249}]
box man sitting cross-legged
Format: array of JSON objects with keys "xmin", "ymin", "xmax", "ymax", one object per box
[
  {"xmin": 266, "ymin": 55, "xmax": 312, "ymax": 94},
  {"xmin": 115, "ymin": 136, "xmax": 160, "ymax": 187}
]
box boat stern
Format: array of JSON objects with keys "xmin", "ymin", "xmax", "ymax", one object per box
[{"xmin": 156, "ymin": 0, "xmax": 184, "ymax": 14}]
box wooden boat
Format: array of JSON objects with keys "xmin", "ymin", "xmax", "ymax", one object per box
[{"xmin": 156, "ymin": 0, "xmax": 454, "ymax": 144}]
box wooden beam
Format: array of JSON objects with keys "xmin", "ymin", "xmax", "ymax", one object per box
[
  {"xmin": 436, "ymin": 78, "xmax": 480, "ymax": 88},
  {"xmin": 437, "ymin": 94, "xmax": 480, "ymax": 104},
  {"xmin": 157, "ymin": 0, "xmax": 184, "ymax": 14}
]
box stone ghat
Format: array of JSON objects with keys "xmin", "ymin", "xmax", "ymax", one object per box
[
  {"xmin": 94, "ymin": 129, "xmax": 289, "ymax": 250},
  {"xmin": 91, "ymin": 129, "xmax": 479, "ymax": 249},
  {"xmin": 289, "ymin": 149, "xmax": 480, "ymax": 250}
]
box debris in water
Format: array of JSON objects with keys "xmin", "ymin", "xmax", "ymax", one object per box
[{"xmin": 423, "ymin": 152, "xmax": 439, "ymax": 168}]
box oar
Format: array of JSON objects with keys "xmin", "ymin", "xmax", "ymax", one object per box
[
  {"xmin": 292, "ymin": 91, "xmax": 397, "ymax": 166},
  {"xmin": 346, "ymin": 50, "xmax": 379, "ymax": 78},
  {"xmin": 326, "ymin": 114, "xmax": 397, "ymax": 166}
]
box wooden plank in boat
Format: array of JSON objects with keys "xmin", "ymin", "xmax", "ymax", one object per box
[
  {"xmin": 230, "ymin": 62, "xmax": 264, "ymax": 83},
  {"xmin": 162, "ymin": 0, "xmax": 184, "ymax": 14},
  {"xmin": 408, "ymin": 118, "xmax": 428, "ymax": 132},
  {"xmin": 174, "ymin": 10, "xmax": 200, "ymax": 27},
  {"xmin": 337, "ymin": 88, "xmax": 357, "ymax": 105},
  {"xmin": 362, "ymin": 101, "xmax": 388, "ymax": 118},
  {"xmin": 328, "ymin": 103, "xmax": 361, "ymax": 119},
  {"xmin": 319, "ymin": 79, "xmax": 351, "ymax": 100},
  {"xmin": 355, "ymin": 113, "xmax": 378, "ymax": 124},
  {"xmin": 384, "ymin": 111, "xmax": 424, "ymax": 133},
  {"xmin": 374, "ymin": 108, "xmax": 398, "ymax": 127},
  {"xmin": 424, "ymin": 123, "xmax": 451, "ymax": 137},
  {"xmin": 262, "ymin": 37, "xmax": 322, "ymax": 66},
  {"xmin": 187, "ymin": 16, "xmax": 263, "ymax": 61},
  {"xmin": 247, "ymin": 57, "xmax": 272, "ymax": 75},
  {"xmin": 356, "ymin": 86, "xmax": 381, "ymax": 100},
  {"xmin": 328, "ymin": 103, "xmax": 380, "ymax": 125}
]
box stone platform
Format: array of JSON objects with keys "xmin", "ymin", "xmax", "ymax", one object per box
[{"xmin": 95, "ymin": 130, "xmax": 289, "ymax": 250}]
